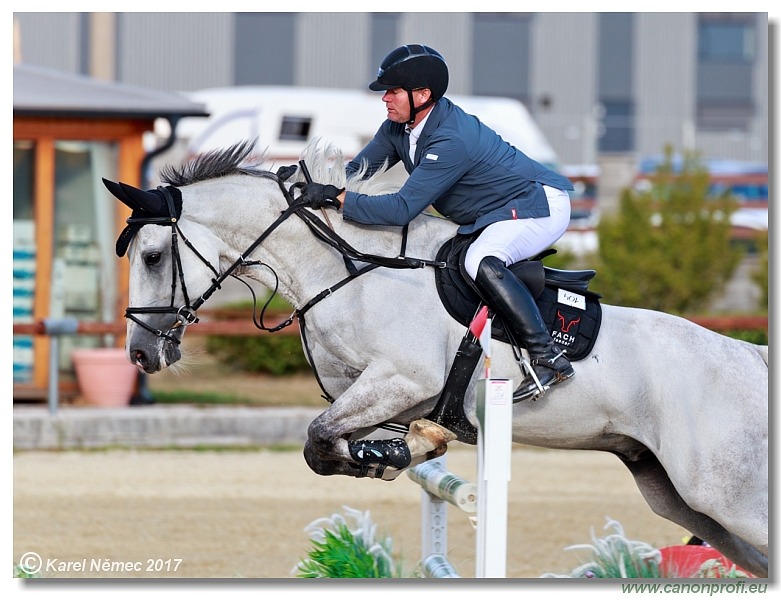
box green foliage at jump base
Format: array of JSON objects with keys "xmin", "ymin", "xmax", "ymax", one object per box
[{"xmin": 294, "ymin": 506, "xmax": 403, "ymax": 578}]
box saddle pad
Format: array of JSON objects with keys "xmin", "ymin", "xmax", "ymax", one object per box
[
  {"xmin": 435, "ymin": 236, "xmax": 602, "ymax": 362},
  {"xmin": 535, "ymin": 286, "xmax": 602, "ymax": 361}
]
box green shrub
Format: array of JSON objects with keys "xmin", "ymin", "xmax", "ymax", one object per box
[
  {"xmin": 594, "ymin": 147, "xmax": 742, "ymax": 314},
  {"xmin": 205, "ymin": 333, "xmax": 310, "ymax": 376}
]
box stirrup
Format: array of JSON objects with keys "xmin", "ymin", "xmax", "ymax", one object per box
[
  {"xmin": 514, "ymin": 359, "xmax": 549, "ymax": 402},
  {"xmin": 513, "ymin": 352, "xmax": 574, "ymax": 402}
]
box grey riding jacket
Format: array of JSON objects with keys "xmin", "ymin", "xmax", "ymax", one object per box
[{"xmin": 343, "ymin": 97, "xmax": 573, "ymax": 235}]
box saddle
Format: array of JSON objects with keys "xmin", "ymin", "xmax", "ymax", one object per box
[
  {"xmin": 426, "ymin": 234, "xmax": 603, "ymax": 444},
  {"xmin": 434, "ymin": 234, "xmax": 603, "ymax": 361}
]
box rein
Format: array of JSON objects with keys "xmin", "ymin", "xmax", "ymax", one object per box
[{"xmin": 125, "ymin": 170, "xmax": 445, "ymax": 346}]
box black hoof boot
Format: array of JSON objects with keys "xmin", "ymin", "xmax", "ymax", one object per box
[{"xmin": 348, "ymin": 438, "xmax": 412, "ymax": 470}]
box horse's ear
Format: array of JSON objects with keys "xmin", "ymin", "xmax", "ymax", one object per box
[{"xmin": 102, "ymin": 178, "xmax": 165, "ymax": 214}]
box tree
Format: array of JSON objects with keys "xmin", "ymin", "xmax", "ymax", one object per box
[
  {"xmin": 594, "ymin": 148, "xmax": 742, "ymax": 314},
  {"xmin": 751, "ymin": 229, "xmax": 768, "ymax": 312}
]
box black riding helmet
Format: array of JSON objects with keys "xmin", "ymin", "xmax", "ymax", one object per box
[{"xmin": 369, "ymin": 44, "xmax": 449, "ymax": 125}]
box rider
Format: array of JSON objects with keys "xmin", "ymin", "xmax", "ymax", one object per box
[{"xmin": 299, "ymin": 44, "xmax": 575, "ymax": 400}]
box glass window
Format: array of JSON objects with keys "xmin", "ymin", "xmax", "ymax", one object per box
[
  {"xmin": 698, "ymin": 18, "xmax": 755, "ymax": 63},
  {"xmin": 52, "ymin": 141, "xmax": 119, "ymax": 363},
  {"xmin": 234, "ymin": 13, "xmax": 295, "ymax": 85},
  {"xmin": 279, "ymin": 116, "xmax": 312, "ymax": 142},
  {"xmin": 472, "ymin": 13, "xmax": 531, "ymax": 103},
  {"xmin": 598, "ymin": 13, "xmax": 635, "ymax": 152},
  {"xmin": 697, "ymin": 14, "xmax": 757, "ymax": 131},
  {"xmin": 598, "ymin": 100, "xmax": 635, "ymax": 153},
  {"xmin": 13, "ymin": 141, "xmax": 36, "ymax": 383},
  {"xmin": 371, "ymin": 13, "xmax": 399, "ymax": 81}
]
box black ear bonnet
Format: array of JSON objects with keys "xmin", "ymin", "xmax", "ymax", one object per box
[{"xmin": 102, "ymin": 178, "xmax": 183, "ymax": 257}]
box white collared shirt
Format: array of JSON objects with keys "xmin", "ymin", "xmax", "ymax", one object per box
[{"xmin": 406, "ymin": 111, "xmax": 431, "ymax": 163}]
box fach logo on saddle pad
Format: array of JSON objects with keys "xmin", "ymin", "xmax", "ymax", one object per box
[
  {"xmin": 434, "ymin": 234, "xmax": 602, "ymax": 362},
  {"xmin": 535, "ymin": 285, "xmax": 600, "ymax": 361}
]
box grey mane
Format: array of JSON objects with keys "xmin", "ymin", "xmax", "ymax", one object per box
[
  {"xmin": 159, "ymin": 138, "xmax": 400, "ymax": 197},
  {"xmin": 160, "ymin": 140, "xmax": 275, "ymax": 187}
]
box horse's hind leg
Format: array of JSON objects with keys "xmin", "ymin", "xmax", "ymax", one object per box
[{"xmin": 619, "ymin": 452, "xmax": 768, "ymax": 578}]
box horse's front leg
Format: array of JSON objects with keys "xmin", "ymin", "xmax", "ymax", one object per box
[{"xmin": 303, "ymin": 364, "xmax": 454, "ymax": 480}]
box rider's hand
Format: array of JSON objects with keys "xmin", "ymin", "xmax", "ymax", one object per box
[{"xmin": 300, "ymin": 183, "xmax": 343, "ymax": 210}]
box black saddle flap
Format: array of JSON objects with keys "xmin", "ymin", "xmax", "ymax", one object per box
[{"xmin": 434, "ymin": 234, "xmax": 602, "ymax": 362}]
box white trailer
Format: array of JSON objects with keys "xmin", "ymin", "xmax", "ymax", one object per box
[{"xmin": 153, "ymin": 85, "xmax": 561, "ymax": 173}]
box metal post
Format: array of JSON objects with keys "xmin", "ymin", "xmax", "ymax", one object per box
[
  {"xmin": 41, "ymin": 318, "xmax": 79, "ymax": 415},
  {"xmin": 47, "ymin": 336, "xmax": 60, "ymax": 415}
]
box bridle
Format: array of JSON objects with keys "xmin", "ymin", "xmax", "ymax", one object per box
[{"xmin": 122, "ymin": 165, "xmax": 446, "ymax": 349}]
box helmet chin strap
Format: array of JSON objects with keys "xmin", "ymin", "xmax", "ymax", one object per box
[{"xmin": 406, "ymin": 89, "xmax": 435, "ymax": 126}]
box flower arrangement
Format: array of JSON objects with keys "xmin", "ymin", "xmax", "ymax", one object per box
[{"xmin": 294, "ymin": 505, "xmax": 403, "ymax": 578}]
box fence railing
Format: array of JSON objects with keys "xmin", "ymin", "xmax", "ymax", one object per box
[{"xmin": 13, "ymin": 313, "xmax": 765, "ymax": 339}]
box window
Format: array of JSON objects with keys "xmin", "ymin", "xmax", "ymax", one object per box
[
  {"xmin": 472, "ymin": 13, "xmax": 531, "ymax": 103},
  {"xmin": 598, "ymin": 100, "xmax": 635, "ymax": 153},
  {"xmin": 697, "ymin": 14, "xmax": 757, "ymax": 131},
  {"xmin": 13, "ymin": 142, "xmax": 36, "ymax": 383},
  {"xmin": 234, "ymin": 13, "xmax": 295, "ymax": 85},
  {"xmin": 53, "ymin": 141, "xmax": 118, "ymax": 324},
  {"xmin": 371, "ymin": 13, "xmax": 399, "ymax": 81},
  {"xmin": 598, "ymin": 13, "xmax": 634, "ymax": 152},
  {"xmin": 279, "ymin": 116, "xmax": 312, "ymax": 142},
  {"xmin": 698, "ymin": 15, "xmax": 756, "ymax": 63},
  {"xmin": 13, "ymin": 139, "xmax": 119, "ymax": 388}
]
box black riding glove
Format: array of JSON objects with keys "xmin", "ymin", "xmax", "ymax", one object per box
[
  {"xmin": 276, "ymin": 164, "xmax": 298, "ymax": 182},
  {"xmin": 300, "ymin": 183, "xmax": 344, "ymax": 210}
]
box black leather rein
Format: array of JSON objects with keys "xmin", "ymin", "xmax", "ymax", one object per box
[{"xmin": 125, "ymin": 170, "xmax": 445, "ymax": 345}]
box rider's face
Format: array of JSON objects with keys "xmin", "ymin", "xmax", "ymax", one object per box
[
  {"xmin": 382, "ymin": 88, "xmax": 412, "ymax": 123},
  {"xmin": 381, "ymin": 87, "xmax": 432, "ymax": 125}
]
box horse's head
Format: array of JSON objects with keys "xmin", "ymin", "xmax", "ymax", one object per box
[
  {"xmin": 103, "ymin": 178, "xmax": 225, "ymax": 373},
  {"xmin": 104, "ymin": 139, "xmax": 405, "ymax": 374}
]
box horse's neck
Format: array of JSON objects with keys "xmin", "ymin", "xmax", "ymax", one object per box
[
  {"xmin": 184, "ymin": 177, "xmax": 455, "ymax": 309},
  {"xmin": 264, "ymin": 211, "xmax": 453, "ymax": 307}
]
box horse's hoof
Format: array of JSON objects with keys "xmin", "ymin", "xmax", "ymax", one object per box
[{"xmin": 406, "ymin": 419, "xmax": 457, "ymax": 456}]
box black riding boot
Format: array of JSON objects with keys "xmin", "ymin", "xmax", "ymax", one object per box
[{"xmin": 474, "ymin": 256, "xmax": 574, "ymax": 400}]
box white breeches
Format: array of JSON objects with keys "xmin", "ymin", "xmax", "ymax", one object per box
[{"xmin": 463, "ymin": 186, "xmax": 571, "ymax": 280}]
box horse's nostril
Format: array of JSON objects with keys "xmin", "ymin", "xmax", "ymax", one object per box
[{"xmin": 131, "ymin": 349, "xmax": 147, "ymax": 368}]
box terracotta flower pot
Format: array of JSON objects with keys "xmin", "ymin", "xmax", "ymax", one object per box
[{"xmin": 71, "ymin": 348, "xmax": 137, "ymax": 407}]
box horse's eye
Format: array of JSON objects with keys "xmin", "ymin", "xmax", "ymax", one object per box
[{"xmin": 144, "ymin": 252, "xmax": 162, "ymax": 266}]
